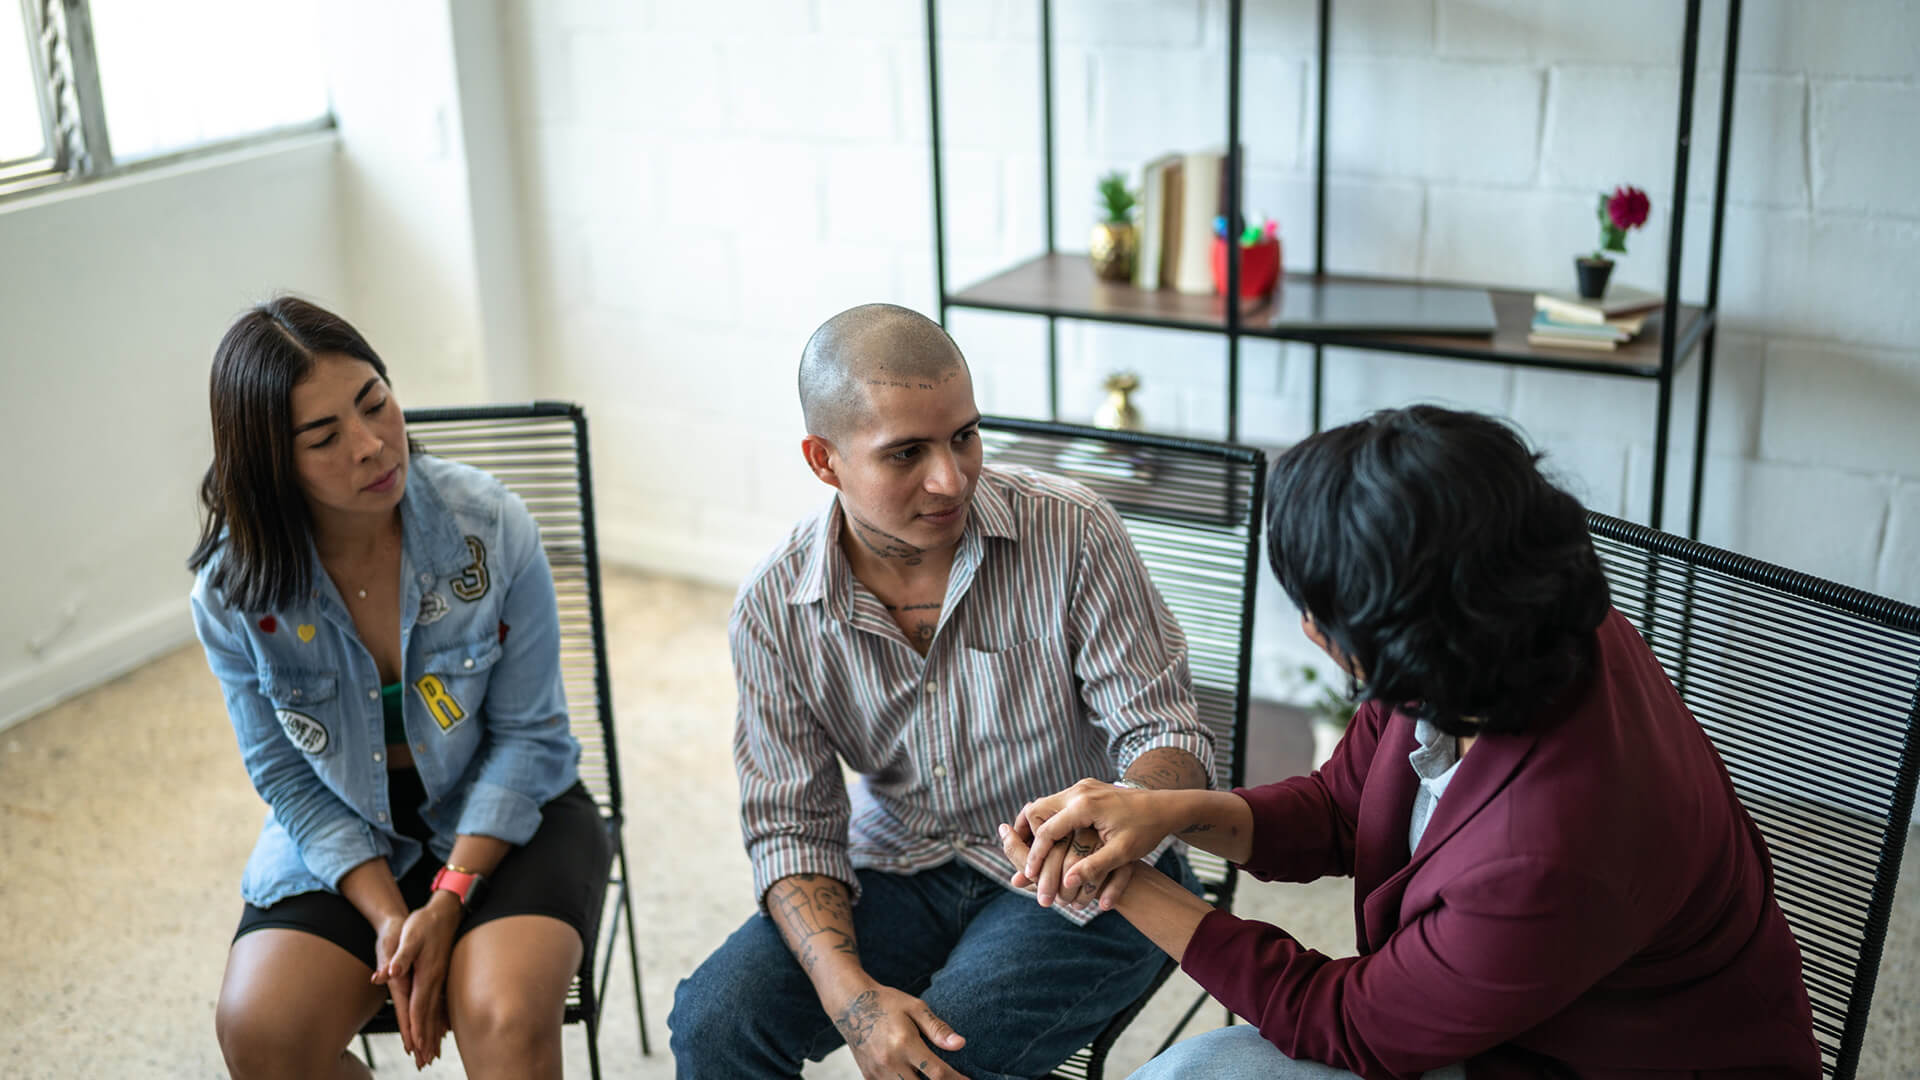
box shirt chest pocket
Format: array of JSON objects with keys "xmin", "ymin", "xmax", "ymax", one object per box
[
  {"xmin": 258, "ymin": 669, "xmax": 340, "ymax": 756},
  {"xmin": 957, "ymin": 635, "xmax": 1078, "ymax": 742},
  {"xmin": 411, "ymin": 636, "xmax": 504, "ymax": 735}
]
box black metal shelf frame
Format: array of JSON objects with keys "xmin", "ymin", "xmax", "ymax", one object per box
[{"xmin": 925, "ymin": 0, "xmax": 1744, "ymax": 536}]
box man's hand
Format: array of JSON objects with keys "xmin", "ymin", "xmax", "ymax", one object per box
[
  {"xmin": 1001, "ymin": 822, "xmax": 1137, "ymax": 911},
  {"xmin": 1012, "ymin": 779, "xmax": 1177, "ymax": 903},
  {"xmin": 828, "ymin": 982, "xmax": 969, "ymax": 1080},
  {"xmin": 762, "ymin": 874, "xmax": 969, "ymax": 1076}
]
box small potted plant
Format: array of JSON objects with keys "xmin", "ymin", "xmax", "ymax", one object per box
[
  {"xmin": 1090, "ymin": 170, "xmax": 1137, "ymax": 282},
  {"xmin": 1577, "ymin": 184, "xmax": 1650, "ymax": 299},
  {"xmin": 1293, "ymin": 663, "xmax": 1357, "ymax": 769}
]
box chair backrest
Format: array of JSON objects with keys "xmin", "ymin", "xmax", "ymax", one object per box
[
  {"xmin": 1589, "ymin": 512, "xmax": 1920, "ymax": 1079},
  {"xmin": 980, "ymin": 417, "xmax": 1265, "ymax": 909},
  {"xmin": 404, "ymin": 404, "xmax": 623, "ymax": 824}
]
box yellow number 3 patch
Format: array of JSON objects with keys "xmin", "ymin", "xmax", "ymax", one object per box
[
  {"xmin": 414, "ymin": 674, "xmax": 468, "ymax": 731},
  {"xmin": 451, "ymin": 535, "xmax": 489, "ymax": 602}
]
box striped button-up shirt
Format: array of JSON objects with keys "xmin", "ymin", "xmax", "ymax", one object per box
[{"xmin": 731, "ymin": 464, "xmax": 1214, "ymax": 924}]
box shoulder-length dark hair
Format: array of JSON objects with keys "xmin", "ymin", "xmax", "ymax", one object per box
[
  {"xmin": 1265, "ymin": 405, "xmax": 1611, "ymax": 736},
  {"xmin": 187, "ymin": 297, "xmax": 414, "ymax": 613}
]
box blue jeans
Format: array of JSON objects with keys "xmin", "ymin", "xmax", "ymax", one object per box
[
  {"xmin": 1127, "ymin": 1025, "xmax": 1467, "ymax": 1080},
  {"xmin": 670, "ymin": 852, "xmax": 1198, "ymax": 1079}
]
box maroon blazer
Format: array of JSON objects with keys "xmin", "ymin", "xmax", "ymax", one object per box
[{"xmin": 1181, "ymin": 609, "xmax": 1819, "ymax": 1078}]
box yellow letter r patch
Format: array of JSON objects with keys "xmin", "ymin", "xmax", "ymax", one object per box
[{"xmin": 414, "ymin": 674, "xmax": 468, "ymax": 731}]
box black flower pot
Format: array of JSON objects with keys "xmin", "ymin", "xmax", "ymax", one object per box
[{"xmin": 1575, "ymin": 256, "xmax": 1615, "ymax": 300}]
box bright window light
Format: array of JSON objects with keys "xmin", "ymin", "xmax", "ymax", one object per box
[
  {"xmin": 88, "ymin": 0, "xmax": 330, "ymax": 162},
  {"xmin": 0, "ymin": 8, "xmax": 46, "ymax": 164}
]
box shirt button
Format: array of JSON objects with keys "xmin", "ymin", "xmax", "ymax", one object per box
[
  {"xmin": 368, "ymin": 689, "xmax": 379, "ymax": 700},
  {"xmin": 463, "ymin": 658, "xmax": 474, "ymax": 669},
  {"xmin": 415, "ymin": 742, "xmax": 427, "ymax": 752},
  {"xmin": 933, "ymin": 764, "xmax": 948, "ymax": 779},
  {"xmin": 376, "ymin": 811, "xmax": 388, "ymax": 823},
  {"xmin": 419, "ymin": 573, "xmax": 432, "ymax": 584},
  {"xmin": 290, "ymin": 690, "xmax": 302, "ymax": 699},
  {"xmin": 924, "ymin": 680, "xmax": 938, "ymax": 695},
  {"xmin": 372, "ymin": 751, "xmax": 383, "ymax": 763}
]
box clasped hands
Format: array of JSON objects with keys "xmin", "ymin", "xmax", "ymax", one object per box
[
  {"xmin": 998, "ymin": 778, "xmax": 1174, "ymax": 910},
  {"xmin": 371, "ymin": 889, "xmax": 462, "ymax": 1070}
]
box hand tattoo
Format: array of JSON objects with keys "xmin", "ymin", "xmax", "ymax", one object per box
[
  {"xmin": 1069, "ymin": 837, "xmax": 1095, "ymax": 857},
  {"xmin": 834, "ymin": 989, "xmax": 885, "ymax": 1049}
]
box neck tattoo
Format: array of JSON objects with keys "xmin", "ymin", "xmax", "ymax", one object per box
[{"xmin": 847, "ymin": 512, "xmax": 928, "ymax": 567}]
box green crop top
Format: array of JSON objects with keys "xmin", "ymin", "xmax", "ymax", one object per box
[{"xmin": 381, "ymin": 682, "xmax": 405, "ymax": 746}]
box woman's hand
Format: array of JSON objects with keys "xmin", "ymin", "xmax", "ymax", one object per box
[
  {"xmin": 383, "ymin": 890, "xmax": 462, "ymax": 1068},
  {"xmin": 369, "ymin": 912, "xmax": 418, "ymax": 1058},
  {"xmin": 1012, "ymin": 779, "xmax": 1178, "ymax": 903},
  {"xmin": 1001, "ymin": 822, "xmax": 1138, "ymax": 911}
]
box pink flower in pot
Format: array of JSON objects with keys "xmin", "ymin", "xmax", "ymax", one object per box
[
  {"xmin": 1577, "ymin": 184, "xmax": 1652, "ymax": 299},
  {"xmin": 1598, "ymin": 185, "xmax": 1650, "ymax": 256}
]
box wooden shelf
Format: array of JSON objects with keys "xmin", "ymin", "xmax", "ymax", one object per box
[{"xmin": 947, "ymin": 253, "xmax": 1714, "ymax": 379}]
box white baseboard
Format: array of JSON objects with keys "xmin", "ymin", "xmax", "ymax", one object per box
[{"xmin": 0, "ymin": 602, "xmax": 197, "ymax": 733}]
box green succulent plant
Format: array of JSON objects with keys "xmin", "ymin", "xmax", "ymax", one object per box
[
  {"xmin": 1096, "ymin": 170, "xmax": 1136, "ymax": 225},
  {"xmin": 1296, "ymin": 664, "xmax": 1357, "ymax": 731}
]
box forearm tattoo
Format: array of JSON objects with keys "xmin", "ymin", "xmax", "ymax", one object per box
[
  {"xmin": 848, "ymin": 512, "xmax": 927, "ymax": 566},
  {"xmin": 768, "ymin": 874, "xmax": 859, "ymax": 976},
  {"xmin": 1126, "ymin": 747, "xmax": 1210, "ymax": 791},
  {"xmin": 834, "ymin": 989, "xmax": 884, "ymax": 1049}
]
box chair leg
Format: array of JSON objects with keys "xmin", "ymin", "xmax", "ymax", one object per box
[
  {"xmin": 359, "ymin": 1033, "xmax": 376, "ymax": 1070},
  {"xmin": 587, "ymin": 1009, "xmax": 604, "ymax": 1080},
  {"xmin": 617, "ymin": 836, "xmax": 651, "ymax": 1055}
]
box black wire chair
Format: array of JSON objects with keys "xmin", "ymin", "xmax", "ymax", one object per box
[
  {"xmin": 356, "ymin": 403, "xmax": 650, "ymax": 1076},
  {"xmin": 974, "ymin": 417, "xmax": 1266, "ymax": 1080},
  {"xmin": 1590, "ymin": 511, "xmax": 1920, "ymax": 1079}
]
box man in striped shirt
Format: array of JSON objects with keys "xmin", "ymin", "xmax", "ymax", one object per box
[{"xmin": 667, "ymin": 304, "xmax": 1215, "ymax": 1080}]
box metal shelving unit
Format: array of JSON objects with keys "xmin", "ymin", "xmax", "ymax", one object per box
[{"xmin": 925, "ymin": 0, "xmax": 1743, "ymax": 535}]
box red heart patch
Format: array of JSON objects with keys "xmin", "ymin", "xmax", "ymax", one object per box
[
  {"xmin": 498, "ymin": 621, "xmax": 510, "ymax": 644},
  {"xmin": 258, "ymin": 616, "xmax": 278, "ymax": 634}
]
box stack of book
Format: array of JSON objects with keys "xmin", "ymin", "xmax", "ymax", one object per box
[
  {"xmin": 1528, "ymin": 284, "xmax": 1664, "ymax": 351},
  {"xmin": 1134, "ymin": 148, "xmax": 1234, "ymax": 295}
]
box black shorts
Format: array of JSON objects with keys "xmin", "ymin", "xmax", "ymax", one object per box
[{"xmin": 233, "ymin": 769, "xmax": 612, "ymax": 972}]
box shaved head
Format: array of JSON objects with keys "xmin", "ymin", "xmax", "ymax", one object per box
[{"xmin": 799, "ymin": 303, "xmax": 967, "ymax": 442}]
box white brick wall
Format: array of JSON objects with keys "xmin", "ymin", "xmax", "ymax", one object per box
[{"xmin": 499, "ymin": 0, "xmax": 1920, "ymax": 709}]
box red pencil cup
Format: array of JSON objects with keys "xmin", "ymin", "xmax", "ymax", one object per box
[{"xmin": 1211, "ymin": 235, "xmax": 1281, "ymax": 300}]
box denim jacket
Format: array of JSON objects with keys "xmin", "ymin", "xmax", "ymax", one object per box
[{"xmin": 191, "ymin": 454, "xmax": 580, "ymax": 907}]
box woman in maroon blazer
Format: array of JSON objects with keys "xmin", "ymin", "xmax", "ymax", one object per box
[{"xmin": 1003, "ymin": 406, "xmax": 1818, "ymax": 1079}]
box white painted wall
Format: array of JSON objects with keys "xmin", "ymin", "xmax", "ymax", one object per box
[
  {"xmin": 502, "ymin": 0, "xmax": 1919, "ymax": 701},
  {"xmin": 325, "ymin": 0, "xmax": 530, "ymax": 406},
  {"xmin": 0, "ymin": 135, "xmax": 350, "ymax": 727},
  {"xmin": 1, "ymin": 1, "xmax": 537, "ymax": 730}
]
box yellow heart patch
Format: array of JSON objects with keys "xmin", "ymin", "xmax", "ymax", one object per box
[{"xmin": 296, "ymin": 624, "xmax": 316, "ymax": 643}]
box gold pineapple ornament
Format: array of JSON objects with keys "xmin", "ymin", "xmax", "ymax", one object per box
[{"xmin": 1093, "ymin": 372, "xmax": 1143, "ymax": 431}]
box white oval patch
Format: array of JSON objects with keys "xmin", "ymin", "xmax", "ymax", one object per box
[
  {"xmin": 418, "ymin": 591, "xmax": 450, "ymax": 626},
  {"xmin": 276, "ymin": 709, "xmax": 330, "ymax": 754}
]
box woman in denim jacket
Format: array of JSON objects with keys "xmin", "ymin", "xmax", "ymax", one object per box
[{"xmin": 189, "ymin": 297, "xmax": 610, "ymax": 1079}]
